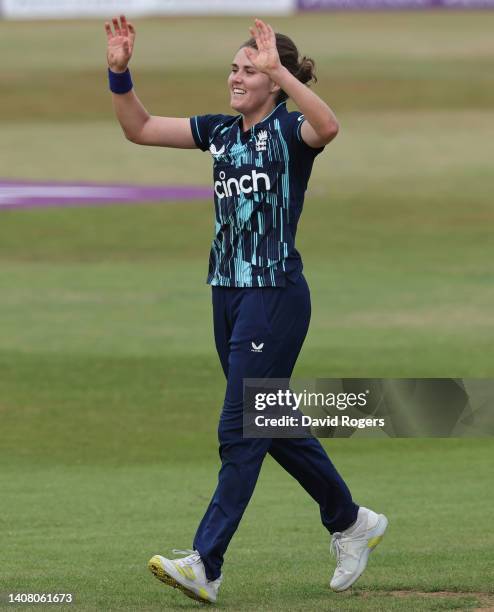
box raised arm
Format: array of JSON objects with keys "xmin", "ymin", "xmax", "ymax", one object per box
[
  {"xmin": 105, "ymin": 15, "xmax": 196, "ymax": 148},
  {"xmin": 245, "ymin": 19, "xmax": 339, "ymax": 148}
]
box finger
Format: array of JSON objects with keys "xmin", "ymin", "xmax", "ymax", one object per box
[
  {"xmin": 258, "ymin": 19, "xmax": 270, "ymax": 48},
  {"xmin": 267, "ymin": 25, "xmax": 277, "ymax": 51},
  {"xmin": 112, "ymin": 17, "xmax": 121, "ymax": 36},
  {"xmin": 127, "ymin": 21, "xmax": 136, "ymax": 42},
  {"xmin": 104, "ymin": 22, "xmax": 113, "ymax": 40},
  {"xmin": 249, "ymin": 26, "xmax": 261, "ymax": 52},
  {"xmin": 255, "ymin": 18, "xmax": 267, "ymax": 40},
  {"xmin": 251, "ymin": 22, "xmax": 264, "ymax": 50},
  {"xmin": 244, "ymin": 47, "xmax": 258, "ymax": 63},
  {"xmin": 244, "ymin": 46, "xmax": 258, "ymax": 58},
  {"xmin": 263, "ymin": 22, "xmax": 273, "ymax": 47},
  {"xmin": 120, "ymin": 14, "xmax": 128, "ymax": 37},
  {"xmin": 250, "ymin": 22, "xmax": 260, "ymax": 40},
  {"xmin": 252, "ymin": 19, "xmax": 262, "ymax": 37}
]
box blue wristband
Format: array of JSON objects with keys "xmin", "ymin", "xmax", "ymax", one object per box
[{"xmin": 108, "ymin": 68, "xmax": 133, "ymax": 94}]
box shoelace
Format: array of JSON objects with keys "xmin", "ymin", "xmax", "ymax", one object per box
[
  {"xmin": 172, "ymin": 548, "xmax": 201, "ymax": 565},
  {"xmin": 330, "ymin": 532, "xmax": 343, "ymax": 565},
  {"xmin": 330, "ymin": 533, "xmax": 360, "ymax": 568}
]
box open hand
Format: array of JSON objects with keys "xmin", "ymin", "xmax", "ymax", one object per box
[
  {"xmin": 105, "ymin": 15, "xmax": 135, "ymax": 73},
  {"xmin": 244, "ymin": 19, "xmax": 281, "ymax": 76}
]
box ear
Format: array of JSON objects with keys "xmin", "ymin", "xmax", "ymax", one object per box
[{"xmin": 269, "ymin": 80, "xmax": 281, "ymax": 96}]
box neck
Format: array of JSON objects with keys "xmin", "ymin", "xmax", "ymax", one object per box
[{"xmin": 241, "ymin": 99, "xmax": 278, "ymax": 132}]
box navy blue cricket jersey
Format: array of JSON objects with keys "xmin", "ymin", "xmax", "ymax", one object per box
[{"xmin": 190, "ymin": 102, "xmax": 324, "ymax": 287}]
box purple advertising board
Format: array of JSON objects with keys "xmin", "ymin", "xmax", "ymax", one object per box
[{"xmin": 298, "ymin": 0, "xmax": 494, "ymax": 8}]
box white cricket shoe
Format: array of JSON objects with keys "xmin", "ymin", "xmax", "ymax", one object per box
[
  {"xmin": 148, "ymin": 549, "xmax": 222, "ymax": 604},
  {"xmin": 330, "ymin": 506, "xmax": 388, "ymax": 592}
]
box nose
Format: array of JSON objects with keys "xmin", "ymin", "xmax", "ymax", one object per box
[{"xmin": 231, "ymin": 73, "xmax": 243, "ymax": 86}]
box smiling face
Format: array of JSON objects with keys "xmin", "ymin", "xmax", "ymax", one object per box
[{"xmin": 228, "ymin": 48, "xmax": 278, "ymax": 117}]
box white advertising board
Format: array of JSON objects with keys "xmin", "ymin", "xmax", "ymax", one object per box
[{"xmin": 1, "ymin": 0, "xmax": 295, "ymax": 19}]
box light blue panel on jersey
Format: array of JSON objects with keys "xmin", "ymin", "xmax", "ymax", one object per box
[{"xmin": 189, "ymin": 103, "xmax": 324, "ymax": 287}]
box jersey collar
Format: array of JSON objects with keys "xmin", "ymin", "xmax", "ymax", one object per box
[{"xmin": 237, "ymin": 102, "xmax": 286, "ymax": 141}]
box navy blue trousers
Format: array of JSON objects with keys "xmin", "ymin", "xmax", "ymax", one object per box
[{"xmin": 193, "ymin": 275, "xmax": 359, "ymax": 580}]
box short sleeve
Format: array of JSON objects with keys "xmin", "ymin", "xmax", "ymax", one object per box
[
  {"xmin": 290, "ymin": 112, "xmax": 325, "ymax": 160},
  {"xmin": 189, "ymin": 114, "xmax": 230, "ymax": 152}
]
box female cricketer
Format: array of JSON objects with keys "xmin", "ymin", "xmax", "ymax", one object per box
[{"xmin": 105, "ymin": 15, "xmax": 387, "ymax": 604}]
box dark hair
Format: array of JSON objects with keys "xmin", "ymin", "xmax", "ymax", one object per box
[{"xmin": 242, "ymin": 33, "xmax": 317, "ymax": 104}]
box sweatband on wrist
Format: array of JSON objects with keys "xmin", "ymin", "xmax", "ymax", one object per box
[{"xmin": 108, "ymin": 68, "xmax": 133, "ymax": 94}]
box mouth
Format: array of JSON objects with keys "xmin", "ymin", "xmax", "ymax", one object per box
[{"xmin": 232, "ymin": 88, "xmax": 246, "ymax": 96}]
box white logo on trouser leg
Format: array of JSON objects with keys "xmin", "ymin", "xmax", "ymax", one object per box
[{"xmin": 251, "ymin": 342, "xmax": 264, "ymax": 353}]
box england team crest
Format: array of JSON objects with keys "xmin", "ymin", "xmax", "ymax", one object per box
[{"xmin": 255, "ymin": 130, "xmax": 268, "ymax": 152}]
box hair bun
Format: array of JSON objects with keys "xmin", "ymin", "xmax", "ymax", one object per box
[{"xmin": 297, "ymin": 56, "xmax": 317, "ymax": 85}]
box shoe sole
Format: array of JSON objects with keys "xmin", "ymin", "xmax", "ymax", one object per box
[
  {"xmin": 331, "ymin": 513, "xmax": 388, "ymax": 592},
  {"xmin": 148, "ymin": 555, "xmax": 213, "ymax": 604}
]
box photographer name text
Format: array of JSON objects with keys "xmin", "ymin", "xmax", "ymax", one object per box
[{"xmin": 254, "ymin": 414, "xmax": 385, "ymax": 429}]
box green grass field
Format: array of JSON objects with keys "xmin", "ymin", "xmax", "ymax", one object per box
[{"xmin": 1, "ymin": 13, "xmax": 494, "ymax": 611}]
